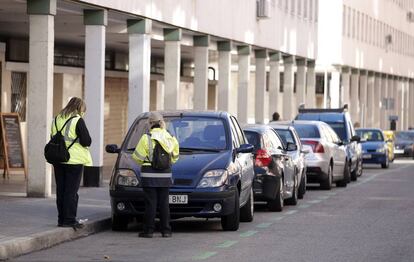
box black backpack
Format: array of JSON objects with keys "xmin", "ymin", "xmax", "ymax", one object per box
[
  {"xmin": 149, "ymin": 135, "xmax": 172, "ymax": 170},
  {"xmin": 44, "ymin": 116, "xmax": 78, "ymax": 164}
]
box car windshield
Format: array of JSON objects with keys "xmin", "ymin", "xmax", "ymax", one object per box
[
  {"xmin": 274, "ymin": 129, "xmax": 295, "ymax": 147},
  {"xmin": 293, "ymin": 124, "xmax": 320, "ymax": 138},
  {"xmin": 327, "ymin": 122, "xmax": 347, "ymax": 141},
  {"xmin": 395, "ymin": 132, "xmax": 414, "ymax": 141},
  {"xmin": 356, "ymin": 130, "xmax": 384, "ymax": 142},
  {"xmin": 125, "ymin": 116, "xmax": 228, "ymax": 151}
]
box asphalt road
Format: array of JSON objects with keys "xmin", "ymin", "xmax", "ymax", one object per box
[{"xmin": 14, "ymin": 159, "xmax": 414, "ymax": 262}]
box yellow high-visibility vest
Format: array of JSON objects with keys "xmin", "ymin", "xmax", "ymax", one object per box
[{"xmin": 51, "ymin": 114, "xmax": 93, "ymax": 166}]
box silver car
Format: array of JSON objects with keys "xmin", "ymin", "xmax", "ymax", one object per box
[
  {"xmin": 269, "ymin": 124, "xmax": 307, "ymax": 199},
  {"xmin": 281, "ymin": 120, "xmax": 349, "ymax": 190}
]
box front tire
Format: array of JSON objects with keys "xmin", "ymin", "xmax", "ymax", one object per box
[
  {"xmin": 381, "ymin": 156, "xmax": 389, "ymax": 169},
  {"xmin": 240, "ymin": 187, "xmax": 254, "ymax": 222},
  {"xmin": 336, "ymin": 161, "xmax": 349, "ymax": 187},
  {"xmin": 298, "ymin": 170, "xmax": 306, "ymax": 199},
  {"xmin": 267, "ymin": 176, "xmax": 284, "ymax": 212},
  {"xmin": 320, "ymin": 164, "xmax": 333, "ymax": 190},
  {"xmin": 221, "ymin": 189, "xmax": 240, "ymax": 231}
]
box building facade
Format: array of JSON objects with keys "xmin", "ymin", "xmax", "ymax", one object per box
[{"xmin": 0, "ymin": 0, "xmax": 319, "ymax": 197}]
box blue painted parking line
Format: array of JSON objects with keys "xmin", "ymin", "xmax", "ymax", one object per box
[
  {"xmin": 193, "ymin": 251, "xmax": 217, "ymax": 260},
  {"xmin": 216, "ymin": 240, "xmax": 238, "ymax": 248},
  {"xmin": 285, "ymin": 210, "xmax": 298, "ymax": 215},
  {"xmin": 240, "ymin": 230, "xmax": 258, "ymax": 237},
  {"xmin": 256, "ymin": 222, "xmax": 273, "ymax": 228}
]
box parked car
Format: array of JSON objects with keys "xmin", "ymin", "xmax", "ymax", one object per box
[
  {"xmin": 382, "ymin": 130, "xmax": 395, "ymax": 162},
  {"xmin": 106, "ymin": 111, "xmax": 255, "ymax": 231},
  {"xmin": 243, "ymin": 125, "xmax": 297, "ymax": 212},
  {"xmin": 394, "ymin": 131, "xmax": 414, "ymax": 158},
  {"xmin": 356, "ymin": 128, "xmax": 389, "ymax": 168},
  {"xmin": 281, "ymin": 120, "xmax": 349, "ymax": 190},
  {"xmin": 296, "ymin": 106, "xmax": 362, "ymax": 181},
  {"xmin": 268, "ymin": 124, "xmax": 307, "ymax": 199}
]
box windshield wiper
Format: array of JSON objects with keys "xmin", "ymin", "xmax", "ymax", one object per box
[{"xmin": 180, "ymin": 147, "xmax": 222, "ymax": 153}]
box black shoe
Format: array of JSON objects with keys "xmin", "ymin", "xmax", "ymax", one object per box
[
  {"xmin": 139, "ymin": 232, "xmax": 153, "ymax": 238},
  {"xmin": 59, "ymin": 222, "xmax": 85, "ymax": 230},
  {"xmin": 162, "ymin": 232, "xmax": 172, "ymax": 238}
]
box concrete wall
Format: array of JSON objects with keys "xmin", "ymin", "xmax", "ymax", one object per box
[{"xmin": 78, "ymin": 0, "xmax": 318, "ymax": 59}]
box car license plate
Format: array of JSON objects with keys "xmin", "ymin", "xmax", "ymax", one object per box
[
  {"xmin": 169, "ymin": 195, "xmax": 188, "ymax": 204},
  {"xmin": 363, "ymin": 154, "xmax": 371, "ymax": 159},
  {"xmin": 394, "ymin": 149, "xmax": 404, "ymax": 154}
]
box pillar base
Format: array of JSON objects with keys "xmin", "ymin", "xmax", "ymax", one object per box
[{"xmin": 83, "ymin": 166, "xmax": 103, "ymax": 187}]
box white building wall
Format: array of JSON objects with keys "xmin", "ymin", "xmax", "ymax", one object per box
[{"xmin": 76, "ymin": 0, "xmax": 318, "ymax": 59}]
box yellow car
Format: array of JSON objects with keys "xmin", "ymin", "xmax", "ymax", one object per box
[{"xmin": 383, "ymin": 130, "xmax": 395, "ymax": 162}]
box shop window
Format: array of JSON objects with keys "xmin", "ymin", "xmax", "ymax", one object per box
[{"xmin": 11, "ymin": 72, "xmax": 27, "ymax": 121}]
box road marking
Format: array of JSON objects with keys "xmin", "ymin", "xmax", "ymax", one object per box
[
  {"xmin": 216, "ymin": 240, "xmax": 238, "ymax": 248},
  {"xmin": 240, "ymin": 230, "xmax": 258, "ymax": 237},
  {"xmin": 272, "ymin": 216, "xmax": 284, "ymax": 221},
  {"xmin": 285, "ymin": 210, "xmax": 298, "ymax": 215},
  {"xmin": 326, "ymin": 192, "xmax": 337, "ymax": 195},
  {"xmin": 256, "ymin": 222, "xmax": 272, "ymax": 228},
  {"xmin": 318, "ymin": 195, "xmax": 330, "ymax": 200},
  {"xmin": 193, "ymin": 251, "xmax": 217, "ymax": 260},
  {"xmin": 307, "ymin": 199, "xmax": 322, "ymax": 204},
  {"xmin": 298, "ymin": 204, "xmax": 310, "ymax": 209}
]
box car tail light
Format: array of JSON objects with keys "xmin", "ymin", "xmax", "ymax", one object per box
[
  {"xmin": 255, "ymin": 149, "xmax": 272, "ymax": 167},
  {"xmin": 302, "ymin": 140, "xmax": 325, "ymax": 153}
]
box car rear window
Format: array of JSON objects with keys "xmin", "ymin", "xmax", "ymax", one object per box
[
  {"xmin": 293, "ymin": 124, "xmax": 320, "ymax": 138},
  {"xmin": 244, "ymin": 131, "xmax": 261, "ymax": 151},
  {"xmin": 326, "ymin": 122, "xmax": 347, "ymax": 141},
  {"xmin": 296, "ymin": 113, "xmax": 347, "ymax": 140},
  {"xmin": 274, "ymin": 129, "xmax": 295, "ymax": 147},
  {"xmin": 125, "ymin": 116, "xmax": 228, "ymax": 151}
]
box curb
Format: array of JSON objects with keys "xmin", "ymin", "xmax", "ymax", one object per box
[{"xmin": 0, "ymin": 217, "xmax": 111, "ymax": 261}]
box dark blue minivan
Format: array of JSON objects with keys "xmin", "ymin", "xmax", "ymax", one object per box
[{"xmin": 106, "ymin": 111, "xmax": 255, "ymax": 231}]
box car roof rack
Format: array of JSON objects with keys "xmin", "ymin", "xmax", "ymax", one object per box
[{"xmin": 298, "ymin": 104, "xmax": 348, "ymax": 113}]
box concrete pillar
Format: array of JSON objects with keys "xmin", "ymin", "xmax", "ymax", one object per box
[
  {"xmin": 283, "ymin": 56, "xmax": 295, "ymax": 120},
  {"xmin": 237, "ymin": 45, "xmax": 251, "ymax": 124},
  {"xmin": 359, "ymin": 70, "xmax": 368, "ymax": 127},
  {"xmin": 193, "ymin": 35, "xmax": 210, "ymax": 110},
  {"xmin": 341, "ymin": 67, "xmax": 350, "ymax": 107},
  {"xmin": 373, "ymin": 73, "xmax": 381, "ymax": 128},
  {"xmin": 296, "ymin": 58, "xmax": 306, "ymax": 109},
  {"xmin": 410, "ymin": 80, "xmax": 414, "ymax": 128},
  {"xmin": 388, "ymin": 76, "xmax": 396, "ymax": 129},
  {"xmin": 27, "ymin": 0, "xmax": 56, "ymax": 197},
  {"xmin": 404, "ymin": 79, "xmax": 410, "ymax": 130},
  {"xmin": 330, "ymin": 68, "xmax": 340, "ymax": 108},
  {"xmin": 127, "ymin": 19, "xmax": 151, "ymax": 127},
  {"xmin": 164, "ymin": 29, "xmax": 181, "ymax": 110},
  {"xmin": 306, "ymin": 61, "xmax": 316, "ymax": 108},
  {"xmin": 83, "ymin": 9, "xmax": 107, "ymax": 184},
  {"xmin": 0, "ymin": 42, "xmax": 12, "ymax": 113},
  {"xmin": 380, "ymin": 75, "xmax": 388, "ymax": 129},
  {"xmin": 366, "ymin": 72, "xmax": 375, "ymax": 127},
  {"xmin": 268, "ymin": 52, "xmax": 282, "ymax": 119},
  {"xmin": 255, "ymin": 50, "xmax": 267, "ymax": 124},
  {"xmin": 350, "ymin": 69, "xmax": 360, "ymax": 124},
  {"xmin": 217, "ymin": 41, "xmax": 232, "ymax": 112},
  {"xmin": 396, "ymin": 77, "xmax": 403, "ymax": 130}
]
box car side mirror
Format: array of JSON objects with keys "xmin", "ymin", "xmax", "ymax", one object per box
[
  {"xmin": 336, "ymin": 141, "xmax": 344, "ymax": 146},
  {"xmin": 351, "ymin": 135, "xmax": 361, "ymax": 143},
  {"xmin": 236, "ymin": 144, "xmax": 254, "ymax": 154},
  {"xmin": 286, "ymin": 142, "xmax": 298, "ymax": 151},
  {"xmin": 106, "ymin": 144, "xmax": 120, "ymax": 154}
]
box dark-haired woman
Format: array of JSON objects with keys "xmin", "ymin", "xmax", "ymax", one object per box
[{"xmin": 51, "ymin": 97, "xmax": 92, "ymax": 228}]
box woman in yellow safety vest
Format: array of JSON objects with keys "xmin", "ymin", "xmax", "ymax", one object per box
[
  {"xmin": 132, "ymin": 112, "xmax": 179, "ymax": 238},
  {"xmin": 51, "ymin": 97, "xmax": 92, "ymax": 229}
]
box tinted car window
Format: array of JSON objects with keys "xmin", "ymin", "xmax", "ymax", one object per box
[
  {"xmin": 395, "ymin": 131, "xmax": 414, "ymax": 141},
  {"xmin": 275, "ymin": 129, "xmax": 295, "ymax": 147},
  {"xmin": 244, "ymin": 131, "xmax": 261, "ymax": 151},
  {"xmin": 356, "ymin": 130, "xmax": 384, "ymax": 142},
  {"xmin": 325, "ymin": 122, "xmax": 346, "ymax": 141},
  {"xmin": 126, "ymin": 116, "xmax": 227, "ymax": 150},
  {"xmin": 293, "ymin": 124, "xmax": 321, "ymax": 138},
  {"xmin": 267, "ymin": 130, "xmax": 284, "ymax": 150},
  {"xmin": 296, "ymin": 113, "xmax": 348, "ymax": 141}
]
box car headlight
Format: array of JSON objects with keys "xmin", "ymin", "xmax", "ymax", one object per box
[
  {"xmin": 197, "ymin": 169, "xmax": 228, "ymax": 188},
  {"xmin": 377, "ymin": 148, "xmax": 385, "ymax": 153},
  {"xmin": 116, "ymin": 169, "xmax": 139, "ymax": 186}
]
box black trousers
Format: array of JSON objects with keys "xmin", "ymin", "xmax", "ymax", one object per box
[
  {"xmin": 142, "ymin": 187, "xmax": 171, "ymax": 233},
  {"xmin": 53, "ymin": 163, "xmax": 83, "ymax": 225}
]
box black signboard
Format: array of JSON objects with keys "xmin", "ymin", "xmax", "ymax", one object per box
[{"xmin": 1, "ymin": 113, "xmax": 26, "ymax": 178}]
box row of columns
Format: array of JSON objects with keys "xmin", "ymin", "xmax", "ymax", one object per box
[
  {"xmin": 26, "ymin": 0, "xmax": 318, "ymax": 196},
  {"xmin": 332, "ymin": 66, "xmax": 414, "ymax": 130}
]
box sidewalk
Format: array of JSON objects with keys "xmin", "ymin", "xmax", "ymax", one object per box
[{"xmin": 0, "ymin": 184, "xmax": 111, "ymax": 260}]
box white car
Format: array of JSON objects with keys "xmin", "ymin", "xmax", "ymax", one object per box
[{"xmin": 285, "ymin": 120, "xmax": 349, "ymax": 190}]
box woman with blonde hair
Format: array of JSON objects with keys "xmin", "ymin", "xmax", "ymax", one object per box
[{"xmin": 50, "ymin": 97, "xmax": 92, "ymax": 229}]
